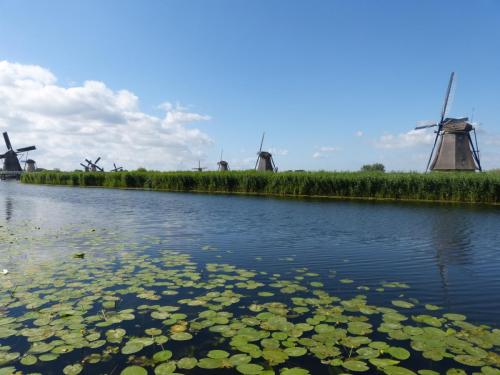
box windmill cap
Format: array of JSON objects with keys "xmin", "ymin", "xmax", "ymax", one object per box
[{"xmin": 443, "ymin": 117, "xmax": 473, "ymax": 132}]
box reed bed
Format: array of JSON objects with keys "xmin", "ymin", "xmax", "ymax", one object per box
[{"xmin": 21, "ymin": 170, "xmax": 500, "ymax": 204}]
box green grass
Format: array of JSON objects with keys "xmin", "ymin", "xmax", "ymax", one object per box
[{"xmin": 20, "ymin": 170, "xmax": 500, "ymax": 204}]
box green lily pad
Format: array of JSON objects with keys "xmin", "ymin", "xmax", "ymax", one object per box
[
  {"xmin": 177, "ymin": 357, "xmax": 197, "ymax": 369},
  {"xmin": 20, "ymin": 354, "xmax": 37, "ymax": 366},
  {"xmin": 121, "ymin": 366, "xmax": 148, "ymax": 375},
  {"xmin": 383, "ymin": 366, "xmax": 418, "ymax": 375},
  {"xmin": 207, "ymin": 350, "xmax": 229, "ymax": 359},
  {"xmin": 121, "ymin": 342, "xmax": 144, "ymax": 355},
  {"xmin": 154, "ymin": 362, "xmax": 176, "ymax": 374},
  {"xmin": 387, "ymin": 347, "xmax": 410, "ymax": 360},
  {"xmin": 281, "ymin": 368, "xmax": 311, "ymax": 375},
  {"xmin": 236, "ymin": 363, "xmax": 264, "ymax": 374},
  {"xmin": 170, "ymin": 332, "xmax": 192, "ymax": 341},
  {"xmin": 63, "ymin": 364, "xmax": 83, "ymax": 375},
  {"xmin": 284, "ymin": 347, "xmax": 307, "ymax": 357},
  {"xmin": 153, "ymin": 350, "xmax": 173, "ymax": 362},
  {"xmin": 198, "ymin": 358, "xmax": 223, "ymax": 369},
  {"xmin": 342, "ymin": 360, "xmax": 369, "ymax": 372}
]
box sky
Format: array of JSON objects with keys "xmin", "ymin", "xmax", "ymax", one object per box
[{"xmin": 0, "ymin": 0, "xmax": 499, "ymax": 171}]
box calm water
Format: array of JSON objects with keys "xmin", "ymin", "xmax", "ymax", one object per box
[{"xmin": 1, "ymin": 181, "xmax": 499, "ymax": 374}]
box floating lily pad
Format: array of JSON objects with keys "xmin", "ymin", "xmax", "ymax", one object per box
[
  {"xmin": 121, "ymin": 366, "xmax": 148, "ymax": 375},
  {"xmin": 236, "ymin": 363, "xmax": 264, "ymax": 374},
  {"xmin": 63, "ymin": 364, "xmax": 83, "ymax": 375},
  {"xmin": 342, "ymin": 360, "xmax": 369, "ymax": 372},
  {"xmin": 170, "ymin": 332, "xmax": 192, "ymax": 341},
  {"xmin": 153, "ymin": 350, "xmax": 173, "ymax": 362},
  {"xmin": 207, "ymin": 350, "xmax": 229, "ymax": 359}
]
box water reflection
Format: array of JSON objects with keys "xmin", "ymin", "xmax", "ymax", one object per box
[
  {"xmin": 431, "ymin": 208, "xmax": 474, "ymax": 296},
  {"xmin": 5, "ymin": 196, "xmax": 13, "ymax": 221}
]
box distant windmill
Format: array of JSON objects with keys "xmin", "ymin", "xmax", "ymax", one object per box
[
  {"xmin": 192, "ymin": 160, "xmax": 207, "ymax": 172},
  {"xmin": 217, "ymin": 149, "xmax": 229, "ymax": 171},
  {"xmin": 254, "ymin": 132, "xmax": 277, "ymax": 172},
  {"xmin": 0, "ymin": 132, "xmax": 36, "ymax": 179},
  {"xmin": 111, "ymin": 162, "xmax": 123, "ymax": 172},
  {"xmin": 416, "ymin": 72, "xmax": 481, "ymax": 172},
  {"xmin": 25, "ymin": 159, "xmax": 37, "ymax": 172},
  {"xmin": 81, "ymin": 157, "xmax": 104, "ymax": 172}
]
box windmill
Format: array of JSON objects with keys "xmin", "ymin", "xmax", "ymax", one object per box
[
  {"xmin": 111, "ymin": 163, "xmax": 124, "ymax": 172},
  {"xmin": 217, "ymin": 149, "xmax": 229, "ymax": 171},
  {"xmin": 254, "ymin": 132, "xmax": 277, "ymax": 172},
  {"xmin": 81, "ymin": 157, "xmax": 104, "ymax": 172},
  {"xmin": 25, "ymin": 159, "xmax": 37, "ymax": 172},
  {"xmin": 0, "ymin": 132, "xmax": 36, "ymax": 179},
  {"xmin": 416, "ymin": 72, "xmax": 481, "ymax": 172},
  {"xmin": 192, "ymin": 160, "xmax": 207, "ymax": 172}
]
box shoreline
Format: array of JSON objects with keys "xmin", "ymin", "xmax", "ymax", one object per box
[{"xmin": 20, "ymin": 171, "xmax": 500, "ymax": 206}]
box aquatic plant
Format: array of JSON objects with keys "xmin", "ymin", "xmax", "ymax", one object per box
[
  {"xmin": 1, "ymin": 223, "xmax": 499, "ymax": 374},
  {"xmin": 21, "ymin": 170, "xmax": 500, "ymax": 204}
]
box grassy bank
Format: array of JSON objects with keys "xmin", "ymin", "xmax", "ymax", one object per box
[{"xmin": 20, "ymin": 170, "xmax": 500, "ymax": 204}]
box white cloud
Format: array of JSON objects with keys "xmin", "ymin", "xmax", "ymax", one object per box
[
  {"xmin": 375, "ymin": 129, "xmax": 435, "ymax": 149},
  {"xmin": 0, "ymin": 60, "xmax": 212, "ymax": 171},
  {"xmin": 312, "ymin": 146, "xmax": 338, "ymax": 159},
  {"xmin": 355, "ymin": 130, "xmax": 363, "ymax": 137},
  {"xmin": 268, "ymin": 147, "xmax": 288, "ymax": 156}
]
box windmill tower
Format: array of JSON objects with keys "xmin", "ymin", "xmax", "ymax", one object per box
[
  {"xmin": 255, "ymin": 132, "xmax": 277, "ymax": 172},
  {"xmin": 416, "ymin": 72, "xmax": 481, "ymax": 172},
  {"xmin": 192, "ymin": 160, "xmax": 207, "ymax": 172},
  {"xmin": 0, "ymin": 132, "xmax": 36, "ymax": 179},
  {"xmin": 217, "ymin": 149, "xmax": 229, "ymax": 171}
]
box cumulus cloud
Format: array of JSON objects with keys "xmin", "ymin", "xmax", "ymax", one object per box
[
  {"xmin": 355, "ymin": 130, "xmax": 363, "ymax": 137},
  {"xmin": 0, "ymin": 60, "xmax": 212, "ymax": 171},
  {"xmin": 375, "ymin": 129, "xmax": 435, "ymax": 149},
  {"xmin": 312, "ymin": 146, "xmax": 338, "ymax": 159}
]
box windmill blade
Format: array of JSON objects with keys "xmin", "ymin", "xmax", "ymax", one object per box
[
  {"xmin": 96, "ymin": 165, "xmax": 104, "ymax": 172},
  {"xmin": 258, "ymin": 132, "xmax": 265, "ymax": 153},
  {"xmin": 415, "ymin": 124, "xmax": 438, "ymax": 130},
  {"xmin": 85, "ymin": 158, "xmax": 93, "ymax": 165},
  {"xmin": 17, "ymin": 145, "xmax": 36, "ymax": 152},
  {"xmin": 80, "ymin": 163, "xmax": 88, "ymax": 169},
  {"xmin": 425, "ymin": 130, "xmax": 441, "ymax": 172},
  {"xmin": 440, "ymin": 72, "xmax": 455, "ymax": 124},
  {"xmin": 113, "ymin": 163, "xmax": 117, "ymax": 170},
  {"xmin": 0, "ymin": 153, "xmax": 6, "ymax": 159},
  {"xmin": 94, "ymin": 157, "xmax": 101, "ymax": 164},
  {"xmin": 3, "ymin": 132, "xmax": 13, "ymax": 150},
  {"xmin": 220, "ymin": 148, "xmax": 223, "ymax": 161}
]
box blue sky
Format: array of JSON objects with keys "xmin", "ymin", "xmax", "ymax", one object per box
[{"xmin": 0, "ymin": 0, "xmax": 499, "ymax": 171}]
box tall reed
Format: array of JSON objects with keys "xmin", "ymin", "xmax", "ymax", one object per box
[{"xmin": 21, "ymin": 171, "xmax": 500, "ymax": 204}]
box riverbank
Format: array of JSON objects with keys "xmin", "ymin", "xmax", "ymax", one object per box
[{"xmin": 20, "ymin": 171, "xmax": 500, "ymax": 204}]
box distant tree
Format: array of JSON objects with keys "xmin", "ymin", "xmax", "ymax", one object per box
[
  {"xmin": 360, "ymin": 163, "xmax": 385, "ymax": 172},
  {"xmin": 136, "ymin": 167, "xmax": 147, "ymax": 172}
]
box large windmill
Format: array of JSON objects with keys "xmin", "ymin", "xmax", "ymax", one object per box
[
  {"xmin": 81, "ymin": 157, "xmax": 104, "ymax": 172},
  {"xmin": 416, "ymin": 72, "xmax": 481, "ymax": 172},
  {"xmin": 0, "ymin": 132, "xmax": 36, "ymax": 179},
  {"xmin": 217, "ymin": 149, "xmax": 229, "ymax": 171},
  {"xmin": 255, "ymin": 132, "xmax": 277, "ymax": 172}
]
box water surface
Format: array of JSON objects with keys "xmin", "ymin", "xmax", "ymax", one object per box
[{"xmin": 1, "ymin": 182, "xmax": 499, "ymax": 374}]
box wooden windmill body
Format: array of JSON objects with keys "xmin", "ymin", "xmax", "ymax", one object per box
[
  {"xmin": 255, "ymin": 133, "xmax": 277, "ymax": 172},
  {"xmin": 416, "ymin": 73, "xmax": 481, "ymax": 172}
]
